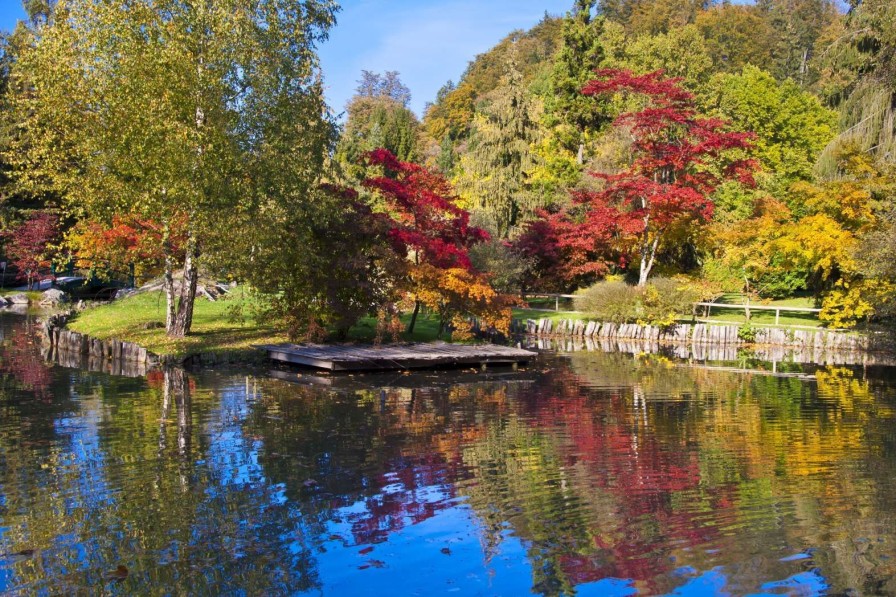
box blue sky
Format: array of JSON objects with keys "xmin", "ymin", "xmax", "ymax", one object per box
[
  {"xmin": 0, "ymin": 1, "xmax": 570, "ymax": 117},
  {"xmin": 318, "ymin": 1, "xmax": 572, "ymax": 117}
]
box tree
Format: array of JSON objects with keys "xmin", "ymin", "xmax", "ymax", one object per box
[
  {"xmin": 1, "ymin": 210, "xmax": 58, "ymax": 289},
  {"xmin": 545, "ymin": 0, "xmax": 609, "ymax": 164},
  {"xmin": 757, "ymin": 0, "xmax": 839, "ymax": 84},
  {"xmin": 706, "ymin": 66, "xmax": 837, "ymax": 195},
  {"xmin": 363, "ymin": 149, "xmax": 509, "ymax": 336},
  {"xmin": 7, "ymin": 0, "xmax": 337, "ymax": 337},
  {"xmin": 223, "ymin": 184, "xmax": 402, "ymax": 341},
  {"xmin": 600, "ymin": 0, "xmax": 711, "ymax": 35},
  {"xmin": 695, "ymin": 4, "xmax": 775, "ymax": 74},
  {"xmin": 561, "ymin": 69, "xmax": 756, "ymax": 286},
  {"xmin": 455, "ymin": 50, "xmax": 542, "ymax": 238},
  {"xmin": 617, "ymin": 24, "xmax": 714, "ymax": 93},
  {"xmin": 336, "ymin": 71, "xmax": 420, "ymax": 181},
  {"xmin": 64, "ymin": 214, "xmax": 187, "ymax": 285},
  {"xmin": 813, "ymin": 0, "xmax": 896, "ymax": 176}
]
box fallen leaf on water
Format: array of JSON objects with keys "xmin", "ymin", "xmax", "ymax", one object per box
[
  {"xmin": 440, "ymin": 548, "xmax": 451, "ymax": 555},
  {"xmin": 302, "ymin": 479, "xmax": 318, "ymax": 488},
  {"xmin": 105, "ymin": 565, "xmax": 129, "ymax": 582},
  {"xmin": 359, "ymin": 546, "xmax": 374, "ymax": 555},
  {"xmin": 358, "ymin": 564, "xmax": 370, "ymax": 570},
  {"xmin": 368, "ymin": 559, "xmax": 385, "ymax": 568}
]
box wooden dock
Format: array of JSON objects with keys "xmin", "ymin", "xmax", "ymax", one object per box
[{"xmin": 256, "ymin": 342, "xmax": 537, "ymax": 372}]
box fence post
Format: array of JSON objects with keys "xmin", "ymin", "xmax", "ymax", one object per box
[{"xmin": 555, "ymin": 295, "xmax": 560, "ymax": 311}]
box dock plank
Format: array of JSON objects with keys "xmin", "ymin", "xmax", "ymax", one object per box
[{"xmin": 256, "ymin": 342, "xmax": 537, "ymax": 372}]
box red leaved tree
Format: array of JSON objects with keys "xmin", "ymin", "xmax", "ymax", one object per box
[
  {"xmin": 2, "ymin": 211, "xmax": 60, "ymax": 290},
  {"xmin": 363, "ymin": 149, "xmax": 505, "ymax": 336},
  {"xmin": 65, "ymin": 214, "xmax": 187, "ymax": 285},
  {"xmin": 555, "ymin": 69, "xmax": 756, "ymax": 286}
]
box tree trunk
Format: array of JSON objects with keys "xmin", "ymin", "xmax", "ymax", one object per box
[
  {"xmin": 407, "ymin": 300, "xmax": 421, "ymax": 334},
  {"xmin": 163, "ymin": 255, "xmax": 176, "ymax": 334},
  {"xmin": 637, "ymin": 219, "xmax": 660, "ymax": 287},
  {"xmin": 577, "ymin": 142, "xmax": 584, "ymax": 165},
  {"xmin": 170, "ymin": 238, "xmax": 198, "ymax": 338}
]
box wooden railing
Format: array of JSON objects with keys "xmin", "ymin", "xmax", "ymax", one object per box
[
  {"xmin": 693, "ymin": 302, "xmax": 821, "ymax": 325},
  {"xmin": 522, "ymin": 293, "xmax": 577, "ymax": 311}
]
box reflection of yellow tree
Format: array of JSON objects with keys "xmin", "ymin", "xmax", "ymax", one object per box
[{"xmin": 565, "ymin": 352, "xmax": 896, "ymax": 593}]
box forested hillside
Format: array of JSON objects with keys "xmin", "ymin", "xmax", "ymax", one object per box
[
  {"xmin": 334, "ymin": 0, "xmax": 895, "ymax": 328},
  {"xmin": 1, "ymin": 0, "xmax": 894, "ymax": 340}
]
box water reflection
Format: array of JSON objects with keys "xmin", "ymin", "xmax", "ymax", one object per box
[{"xmin": 2, "ymin": 313, "xmax": 896, "ymax": 595}]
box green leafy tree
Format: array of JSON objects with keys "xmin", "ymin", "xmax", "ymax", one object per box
[
  {"xmin": 757, "ymin": 0, "xmax": 839, "ymax": 84},
  {"xmin": 7, "ymin": 0, "xmax": 337, "ymax": 337},
  {"xmin": 617, "ymin": 24, "xmax": 714, "ymax": 93},
  {"xmin": 545, "ymin": 0, "xmax": 609, "ymax": 164},
  {"xmin": 456, "ymin": 51, "xmax": 542, "ymax": 238},
  {"xmin": 814, "ymin": 0, "xmax": 896, "ymax": 176},
  {"xmin": 706, "ymin": 65, "xmax": 837, "ymax": 195},
  {"xmin": 336, "ymin": 70, "xmax": 420, "ymax": 181}
]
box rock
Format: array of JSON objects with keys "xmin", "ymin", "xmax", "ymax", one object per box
[
  {"xmin": 140, "ymin": 321, "xmax": 165, "ymax": 330},
  {"xmin": 0, "ymin": 296, "xmax": 9, "ymax": 306},
  {"xmin": 7, "ymin": 293, "xmax": 30, "ymax": 305},
  {"xmin": 113, "ymin": 288, "xmax": 137, "ymax": 300},
  {"xmin": 39, "ymin": 289, "xmax": 70, "ymax": 307}
]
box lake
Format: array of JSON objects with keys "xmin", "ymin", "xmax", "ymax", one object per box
[{"xmin": 2, "ymin": 312, "xmax": 896, "ymax": 595}]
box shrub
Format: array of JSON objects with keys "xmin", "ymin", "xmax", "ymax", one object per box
[
  {"xmin": 468, "ymin": 239, "xmax": 531, "ymax": 294},
  {"xmin": 575, "ymin": 281, "xmax": 642, "ymax": 323},
  {"xmin": 820, "ymin": 278, "xmax": 895, "ymax": 328},
  {"xmin": 737, "ymin": 323, "xmax": 757, "ymax": 343},
  {"xmin": 575, "ymin": 277, "xmax": 702, "ymax": 326}
]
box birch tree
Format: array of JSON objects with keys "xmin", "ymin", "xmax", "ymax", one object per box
[{"xmin": 7, "ymin": 0, "xmax": 337, "ymax": 336}]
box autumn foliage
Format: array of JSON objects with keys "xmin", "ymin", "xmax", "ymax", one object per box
[
  {"xmin": 65, "ymin": 214, "xmax": 187, "ymax": 283},
  {"xmin": 1, "ymin": 211, "xmax": 60, "ymax": 289},
  {"xmin": 535, "ymin": 69, "xmax": 756, "ymax": 287},
  {"xmin": 364, "ymin": 149, "xmax": 515, "ymax": 337}
]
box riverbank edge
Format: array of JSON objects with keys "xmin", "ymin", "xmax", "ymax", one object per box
[
  {"xmin": 40, "ymin": 312, "xmax": 268, "ymax": 369},
  {"xmin": 510, "ymin": 317, "xmax": 896, "ymax": 354},
  {"xmin": 39, "ymin": 311, "xmax": 896, "ymax": 375}
]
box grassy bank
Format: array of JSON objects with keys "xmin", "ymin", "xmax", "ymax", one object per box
[
  {"xmin": 68, "ymin": 290, "xmax": 287, "ymax": 357},
  {"xmin": 512, "ymin": 295, "xmax": 826, "ymax": 329},
  {"xmin": 67, "ymin": 290, "xmax": 448, "ymax": 358}
]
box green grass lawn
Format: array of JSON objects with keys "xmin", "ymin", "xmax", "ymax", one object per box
[
  {"xmin": 513, "ymin": 294, "xmax": 825, "ymax": 329},
  {"xmin": 68, "ymin": 290, "xmax": 450, "ymax": 358},
  {"xmin": 513, "ymin": 308, "xmax": 586, "ymax": 323},
  {"xmin": 68, "ymin": 290, "xmax": 288, "ymax": 357}
]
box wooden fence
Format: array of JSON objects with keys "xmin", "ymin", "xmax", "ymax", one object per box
[{"xmin": 692, "ymin": 302, "xmax": 822, "ymax": 326}]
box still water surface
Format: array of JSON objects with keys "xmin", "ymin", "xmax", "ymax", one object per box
[{"xmin": 2, "ymin": 313, "xmax": 896, "ymax": 595}]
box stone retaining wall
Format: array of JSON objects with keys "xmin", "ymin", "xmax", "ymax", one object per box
[
  {"xmin": 511, "ymin": 318, "xmax": 874, "ymax": 352},
  {"xmin": 40, "ymin": 312, "xmax": 160, "ymax": 370}
]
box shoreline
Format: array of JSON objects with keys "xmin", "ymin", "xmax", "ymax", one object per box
[{"xmin": 35, "ymin": 309, "xmax": 896, "ymax": 377}]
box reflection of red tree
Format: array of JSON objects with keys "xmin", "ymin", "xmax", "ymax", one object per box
[
  {"xmin": 1, "ymin": 320, "xmax": 53, "ymax": 400},
  {"xmin": 347, "ymin": 453, "xmax": 459, "ymax": 545},
  {"xmin": 519, "ymin": 376, "xmax": 723, "ymax": 589}
]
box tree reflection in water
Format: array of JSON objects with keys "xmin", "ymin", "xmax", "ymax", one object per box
[{"xmin": 2, "ymin": 310, "xmax": 896, "ymax": 595}]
